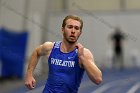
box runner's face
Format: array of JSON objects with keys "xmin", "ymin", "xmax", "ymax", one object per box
[{"xmin": 62, "ymin": 19, "xmax": 82, "ymax": 43}]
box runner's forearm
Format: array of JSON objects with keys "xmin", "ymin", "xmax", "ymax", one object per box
[{"xmin": 26, "ymin": 49, "xmax": 40, "ymax": 76}]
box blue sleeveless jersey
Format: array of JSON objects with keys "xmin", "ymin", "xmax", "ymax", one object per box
[{"xmin": 43, "ymin": 41, "xmax": 85, "ymax": 93}]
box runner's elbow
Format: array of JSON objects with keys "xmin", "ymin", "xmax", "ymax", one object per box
[
  {"xmin": 93, "ymin": 71, "xmax": 102, "ymax": 85},
  {"xmin": 94, "ymin": 77, "xmax": 102, "ymax": 85},
  {"xmin": 91, "ymin": 72, "xmax": 102, "ymax": 85}
]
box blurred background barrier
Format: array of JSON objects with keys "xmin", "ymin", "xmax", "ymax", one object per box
[
  {"xmin": 0, "ymin": 0, "xmax": 140, "ymax": 93},
  {"xmin": 0, "ymin": 27, "xmax": 28, "ymax": 79}
]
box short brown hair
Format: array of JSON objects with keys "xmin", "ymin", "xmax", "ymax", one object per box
[{"xmin": 62, "ymin": 15, "xmax": 83, "ymax": 30}]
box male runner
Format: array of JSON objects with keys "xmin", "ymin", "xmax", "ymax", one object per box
[{"xmin": 25, "ymin": 15, "xmax": 102, "ymax": 93}]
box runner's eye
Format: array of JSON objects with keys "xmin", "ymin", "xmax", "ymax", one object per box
[
  {"xmin": 67, "ymin": 25, "xmax": 73, "ymax": 29},
  {"xmin": 67, "ymin": 25, "xmax": 80, "ymax": 31},
  {"xmin": 74, "ymin": 26, "xmax": 80, "ymax": 30}
]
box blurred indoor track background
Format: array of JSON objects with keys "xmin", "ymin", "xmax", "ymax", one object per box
[{"xmin": 0, "ymin": 0, "xmax": 140, "ymax": 93}]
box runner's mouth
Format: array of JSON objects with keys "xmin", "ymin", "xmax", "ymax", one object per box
[{"xmin": 70, "ymin": 36, "xmax": 75, "ymax": 39}]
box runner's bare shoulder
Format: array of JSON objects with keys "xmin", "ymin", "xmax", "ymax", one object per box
[{"xmin": 42, "ymin": 41, "xmax": 54, "ymax": 51}]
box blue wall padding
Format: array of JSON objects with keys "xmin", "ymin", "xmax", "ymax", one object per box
[{"xmin": 0, "ymin": 28, "xmax": 28, "ymax": 79}]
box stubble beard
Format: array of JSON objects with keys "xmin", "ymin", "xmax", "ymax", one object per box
[{"xmin": 64, "ymin": 35, "xmax": 78, "ymax": 44}]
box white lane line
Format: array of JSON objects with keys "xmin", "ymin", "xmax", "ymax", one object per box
[
  {"xmin": 26, "ymin": 85, "xmax": 44, "ymax": 93},
  {"xmin": 92, "ymin": 76, "xmax": 140, "ymax": 93},
  {"xmin": 127, "ymin": 82, "xmax": 140, "ymax": 93},
  {"xmin": 91, "ymin": 79, "xmax": 124, "ymax": 93}
]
